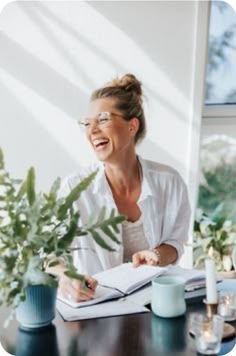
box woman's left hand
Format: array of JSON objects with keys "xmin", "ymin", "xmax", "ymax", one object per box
[{"xmin": 132, "ymin": 250, "xmax": 158, "ymax": 267}]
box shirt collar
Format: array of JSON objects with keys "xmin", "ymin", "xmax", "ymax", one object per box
[{"xmin": 138, "ymin": 155, "xmax": 156, "ymax": 201}]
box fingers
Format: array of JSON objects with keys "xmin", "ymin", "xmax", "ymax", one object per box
[
  {"xmin": 72, "ymin": 279, "xmax": 95, "ymax": 299},
  {"xmin": 85, "ymin": 276, "xmax": 98, "ymax": 292},
  {"xmin": 132, "ymin": 252, "xmax": 145, "ymax": 267},
  {"xmin": 59, "ymin": 275, "xmax": 97, "ymax": 302},
  {"xmin": 147, "ymin": 258, "xmax": 157, "ymax": 266},
  {"xmin": 132, "ymin": 250, "xmax": 159, "ymax": 267}
]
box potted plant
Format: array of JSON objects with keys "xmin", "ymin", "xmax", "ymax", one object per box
[
  {"xmin": 193, "ymin": 202, "xmax": 236, "ymax": 274},
  {"xmin": 0, "ymin": 149, "xmax": 125, "ymax": 327}
]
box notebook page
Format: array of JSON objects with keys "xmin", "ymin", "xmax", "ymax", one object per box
[
  {"xmin": 94, "ymin": 263, "xmax": 166, "ymax": 294},
  {"xmin": 163, "ymin": 265, "xmax": 206, "ymax": 290},
  {"xmin": 57, "ymin": 284, "xmax": 122, "ymax": 308}
]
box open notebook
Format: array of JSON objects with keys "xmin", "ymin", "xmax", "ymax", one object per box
[{"xmin": 57, "ymin": 263, "xmax": 166, "ymax": 308}]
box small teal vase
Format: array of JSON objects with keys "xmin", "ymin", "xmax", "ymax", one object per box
[{"xmin": 16, "ymin": 285, "xmax": 57, "ymax": 329}]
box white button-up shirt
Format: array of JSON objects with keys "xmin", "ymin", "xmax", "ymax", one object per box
[{"xmin": 59, "ymin": 156, "xmax": 191, "ymax": 275}]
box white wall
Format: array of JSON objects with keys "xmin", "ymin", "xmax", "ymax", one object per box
[{"xmin": 0, "ymin": 1, "xmax": 209, "ymax": 267}]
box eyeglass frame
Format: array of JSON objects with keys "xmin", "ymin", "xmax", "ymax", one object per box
[{"xmin": 77, "ymin": 111, "xmax": 127, "ymax": 132}]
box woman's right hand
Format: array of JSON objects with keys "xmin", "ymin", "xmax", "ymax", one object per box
[{"xmin": 58, "ymin": 274, "xmax": 98, "ymax": 302}]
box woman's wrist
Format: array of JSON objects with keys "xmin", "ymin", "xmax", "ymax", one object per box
[{"xmin": 152, "ymin": 247, "xmax": 161, "ymax": 265}]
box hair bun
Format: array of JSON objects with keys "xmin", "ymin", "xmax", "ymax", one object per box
[{"xmin": 110, "ymin": 73, "xmax": 142, "ymax": 98}]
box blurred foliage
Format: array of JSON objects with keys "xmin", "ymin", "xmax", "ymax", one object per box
[
  {"xmin": 193, "ymin": 203, "xmax": 236, "ymax": 271},
  {"xmin": 198, "ymin": 136, "xmax": 236, "ymax": 220},
  {"xmin": 195, "ymin": 135, "xmax": 236, "ymax": 271}
]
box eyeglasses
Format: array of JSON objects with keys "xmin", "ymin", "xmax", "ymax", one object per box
[{"xmin": 77, "ymin": 112, "xmax": 124, "ymax": 132}]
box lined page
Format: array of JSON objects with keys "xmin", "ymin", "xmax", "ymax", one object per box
[
  {"xmin": 94, "ymin": 263, "xmax": 166, "ymax": 294},
  {"xmin": 57, "ymin": 284, "xmax": 122, "ymax": 308}
]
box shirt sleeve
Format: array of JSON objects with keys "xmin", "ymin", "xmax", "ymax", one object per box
[{"xmin": 161, "ymin": 174, "xmax": 191, "ymax": 262}]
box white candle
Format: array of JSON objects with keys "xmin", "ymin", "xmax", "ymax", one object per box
[{"xmin": 205, "ymin": 258, "xmax": 217, "ymax": 303}]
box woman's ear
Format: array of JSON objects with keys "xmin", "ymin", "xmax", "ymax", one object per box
[{"xmin": 129, "ymin": 118, "xmax": 139, "ymax": 136}]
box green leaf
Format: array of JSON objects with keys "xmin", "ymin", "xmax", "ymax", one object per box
[
  {"xmin": 48, "ymin": 260, "xmax": 60, "ymax": 268},
  {"xmin": 26, "ymin": 167, "xmax": 36, "ymax": 206},
  {"xmin": 58, "ymin": 170, "xmax": 98, "ymax": 219},
  {"xmin": 109, "ymin": 208, "xmax": 115, "ymax": 219},
  {"xmin": 48, "ymin": 177, "xmax": 61, "ymax": 201},
  {"xmin": 96, "ymin": 206, "xmax": 106, "ymax": 224},
  {"xmin": 0, "ymin": 148, "xmax": 5, "ymax": 169},
  {"xmin": 211, "ymin": 202, "xmax": 226, "ymax": 222},
  {"xmin": 89, "ymin": 229, "xmax": 115, "ymax": 251},
  {"xmin": 99, "ymin": 225, "xmax": 120, "ymax": 244},
  {"xmin": 58, "ymin": 213, "xmax": 80, "ymax": 250},
  {"xmin": 63, "ymin": 254, "xmax": 74, "ymax": 268},
  {"xmin": 64, "ymin": 270, "xmax": 85, "ymax": 282},
  {"xmin": 16, "ymin": 180, "xmax": 26, "ymax": 201}
]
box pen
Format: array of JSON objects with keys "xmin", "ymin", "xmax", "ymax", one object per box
[{"xmin": 85, "ymin": 280, "xmax": 94, "ymax": 291}]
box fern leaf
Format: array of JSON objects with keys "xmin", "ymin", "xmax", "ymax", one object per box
[
  {"xmin": 99, "ymin": 225, "xmax": 120, "ymax": 244},
  {"xmin": 89, "ymin": 229, "xmax": 115, "ymax": 251},
  {"xmin": 58, "ymin": 170, "xmax": 98, "ymax": 219},
  {"xmin": 26, "ymin": 167, "xmax": 36, "ymax": 206}
]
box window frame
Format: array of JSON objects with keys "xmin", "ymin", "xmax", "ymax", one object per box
[{"xmin": 203, "ymin": 104, "xmax": 236, "ymax": 119}]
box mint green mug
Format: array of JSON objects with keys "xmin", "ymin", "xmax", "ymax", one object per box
[{"xmin": 151, "ymin": 276, "xmax": 186, "ymax": 318}]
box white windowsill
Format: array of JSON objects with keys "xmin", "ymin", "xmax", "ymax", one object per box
[{"xmin": 203, "ymin": 104, "xmax": 236, "ymax": 119}]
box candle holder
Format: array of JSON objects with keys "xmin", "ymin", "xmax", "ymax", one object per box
[
  {"xmin": 217, "ymin": 292, "xmax": 236, "ymax": 321},
  {"xmin": 190, "ymin": 314, "xmax": 224, "ymax": 355},
  {"xmin": 203, "ymin": 299, "xmax": 218, "ymax": 319},
  {"xmin": 203, "ymin": 299, "xmax": 236, "ymax": 340}
]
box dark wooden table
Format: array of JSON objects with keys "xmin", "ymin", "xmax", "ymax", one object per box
[{"xmin": 0, "ymin": 281, "xmax": 236, "ymax": 356}]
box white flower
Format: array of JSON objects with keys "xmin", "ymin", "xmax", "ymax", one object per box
[
  {"xmin": 222, "ymin": 255, "xmax": 232, "ymax": 272},
  {"xmin": 200, "ymin": 220, "xmax": 214, "ymax": 236}
]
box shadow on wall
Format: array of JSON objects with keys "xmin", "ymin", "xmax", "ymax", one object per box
[
  {"xmin": 0, "ymin": 31, "xmax": 87, "ymax": 119},
  {"xmin": 0, "ymin": 79, "xmax": 82, "ymax": 188},
  {"xmin": 28, "ymin": 1, "xmax": 194, "ymax": 128},
  {"xmin": 19, "ymin": 2, "xmax": 124, "ymax": 87},
  {"xmin": 20, "ymin": 3, "xmax": 95, "ymax": 92}
]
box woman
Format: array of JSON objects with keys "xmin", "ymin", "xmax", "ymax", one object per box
[{"xmin": 52, "ymin": 74, "xmax": 191, "ymax": 302}]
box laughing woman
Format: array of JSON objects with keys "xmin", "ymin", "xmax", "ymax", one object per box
[{"xmin": 51, "ymin": 74, "xmax": 191, "ymax": 302}]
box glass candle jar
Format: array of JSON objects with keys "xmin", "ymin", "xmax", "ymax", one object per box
[
  {"xmin": 218, "ymin": 292, "xmax": 236, "ymax": 321},
  {"xmin": 191, "ymin": 314, "xmax": 224, "ymax": 355}
]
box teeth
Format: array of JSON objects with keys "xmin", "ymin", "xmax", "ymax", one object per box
[{"xmin": 93, "ymin": 138, "xmax": 109, "ymax": 147}]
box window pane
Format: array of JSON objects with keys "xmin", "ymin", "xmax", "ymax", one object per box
[
  {"xmin": 205, "ymin": 0, "xmax": 236, "ymax": 105},
  {"xmin": 198, "ymin": 134, "xmax": 236, "ymax": 218},
  {"xmin": 194, "ymin": 134, "xmax": 236, "ymax": 271}
]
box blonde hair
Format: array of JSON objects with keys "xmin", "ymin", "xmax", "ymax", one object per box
[{"xmin": 90, "ymin": 74, "xmax": 146, "ymax": 144}]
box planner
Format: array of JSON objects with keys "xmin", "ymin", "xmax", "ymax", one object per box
[{"xmin": 57, "ymin": 263, "xmax": 166, "ymax": 308}]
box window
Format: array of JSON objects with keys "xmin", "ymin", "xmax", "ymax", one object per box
[
  {"xmin": 205, "ymin": 0, "xmax": 236, "ymax": 105},
  {"xmin": 198, "ymin": 0, "xmax": 236, "ymax": 221},
  {"xmin": 198, "ymin": 134, "xmax": 236, "ymax": 218}
]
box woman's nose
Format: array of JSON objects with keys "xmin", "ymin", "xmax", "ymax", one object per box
[{"xmin": 89, "ymin": 119, "xmax": 101, "ymax": 133}]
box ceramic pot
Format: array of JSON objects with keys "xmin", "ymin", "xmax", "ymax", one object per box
[{"xmin": 16, "ymin": 285, "xmax": 57, "ymax": 329}]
